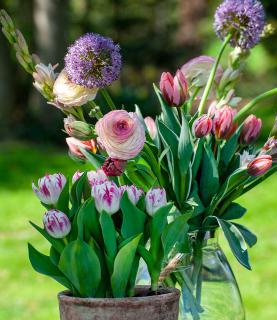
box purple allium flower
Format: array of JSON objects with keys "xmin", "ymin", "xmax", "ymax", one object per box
[
  {"xmin": 214, "ymin": 0, "xmax": 265, "ymax": 49},
  {"xmin": 65, "ymin": 33, "xmax": 122, "ymax": 88}
]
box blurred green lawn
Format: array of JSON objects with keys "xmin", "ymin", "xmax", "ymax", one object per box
[{"xmin": 0, "ymin": 142, "xmax": 276, "ymax": 320}]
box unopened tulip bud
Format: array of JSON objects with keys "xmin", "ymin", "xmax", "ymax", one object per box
[
  {"xmin": 43, "ymin": 209, "xmax": 71, "ymax": 238},
  {"xmin": 72, "ymin": 171, "xmax": 84, "ymax": 184},
  {"xmin": 144, "ymin": 117, "xmax": 157, "ymax": 140},
  {"xmin": 66, "ymin": 137, "xmax": 97, "ymax": 159},
  {"xmin": 102, "ymin": 157, "xmax": 126, "ymax": 177},
  {"xmin": 145, "ymin": 188, "xmax": 167, "ymax": 216},
  {"xmin": 159, "ymin": 70, "xmax": 188, "ymax": 107},
  {"xmin": 64, "ymin": 116, "xmax": 95, "ymax": 141},
  {"xmin": 92, "ymin": 181, "xmax": 120, "ymax": 215},
  {"xmin": 32, "ymin": 173, "xmax": 66, "ymax": 205},
  {"xmin": 213, "ymin": 106, "xmax": 237, "ymax": 140},
  {"xmin": 247, "ymin": 155, "xmax": 272, "ymax": 177},
  {"xmin": 239, "ymin": 115, "xmax": 262, "ymax": 144},
  {"xmin": 120, "ymin": 185, "xmax": 144, "ymax": 205},
  {"xmin": 87, "ymin": 169, "xmax": 108, "ymax": 186},
  {"xmin": 192, "ymin": 115, "xmax": 213, "ymax": 138}
]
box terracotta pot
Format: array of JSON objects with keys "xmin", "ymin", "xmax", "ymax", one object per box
[{"xmin": 58, "ymin": 286, "xmax": 180, "ymax": 320}]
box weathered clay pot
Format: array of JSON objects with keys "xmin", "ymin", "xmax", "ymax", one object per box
[{"xmin": 58, "ymin": 286, "xmax": 180, "ymax": 320}]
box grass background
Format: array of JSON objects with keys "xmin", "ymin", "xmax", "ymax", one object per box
[{"xmin": 0, "ymin": 142, "xmax": 276, "ymax": 320}]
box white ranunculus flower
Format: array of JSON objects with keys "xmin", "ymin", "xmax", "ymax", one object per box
[{"xmin": 53, "ymin": 69, "xmax": 98, "ymax": 107}]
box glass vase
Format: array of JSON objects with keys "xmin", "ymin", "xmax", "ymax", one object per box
[{"xmin": 163, "ymin": 231, "xmax": 245, "ymax": 320}]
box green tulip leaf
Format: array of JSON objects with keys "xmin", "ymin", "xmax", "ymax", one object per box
[{"xmin": 58, "ymin": 239, "xmax": 101, "ymax": 297}]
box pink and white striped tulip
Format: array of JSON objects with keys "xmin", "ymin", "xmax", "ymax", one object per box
[
  {"xmin": 72, "ymin": 170, "xmax": 84, "ymax": 184},
  {"xmin": 192, "ymin": 115, "xmax": 213, "ymax": 138},
  {"xmin": 92, "ymin": 181, "xmax": 120, "ymax": 215},
  {"xmin": 239, "ymin": 115, "xmax": 262, "ymax": 144},
  {"xmin": 144, "ymin": 116, "xmax": 157, "ymax": 140},
  {"xmin": 145, "ymin": 187, "xmax": 167, "ymax": 216},
  {"xmin": 87, "ymin": 169, "xmax": 108, "ymax": 186},
  {"xmin": 32, "ymin": 173, "xmax": 66, "ymax": 205},
  {"xmin": 43, "ymin": 209, "xmax": 71, "ymax": 238},
  {"xmin": 247, "ymin": 155, "xmax": 272, "ymax": 177},
  {"xmin": 120, "ymin": 185, "xmax": 144, "ymax": 205},
  {"xmin": 95, "ymin": 110, "xmax": 145, "ymax": 160}
]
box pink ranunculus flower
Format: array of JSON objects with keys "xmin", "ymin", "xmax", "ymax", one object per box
[
  {"xmin": 66, "ymin": 137, "xmax": 97, "ymax": 159},
  {"xmin": 213, "ymin": 106, "xmax": 238, "ymax": 140},
  {"xmin": 87, "ymin": 169, "xmax": 108, "ymax": 186},
  {"xmin": 43, "ymin": 209, "xmax": 71, "ymax": 238},
  {"xmin": 120, "ymin": 185, "xmax": 144, "ymax": 205},
  {"xmin": 144, "ymin": 116, "xmax": 157, "ymax": 140},
  {"xmin": 239, "ymin": 115, "xmax": 262, "ymax": 144},
  {"xmin": 192, "ymin": 115, "xmax": 213, "ymax": 138},
  {"xmin": 247, "ymin": 155, "xmax": 272, "ymax": 177},
  {"xmin": 145, "ymin": 187, "xmax": 167, "ymax": 217},
  {"xmin": 72, "ymin": 170, "xmax": 84, "ymax": 184},
  {"xmin": 159, "ymin": 70, "xmax": 188, "ymax": 107},
  {"xmin": 32, "ymin": 173, "xmax": 66, "ymax": 205},
  {"xmin": 92, "ymin": 181, "xmax": 120, "ymax": 215},
  {"xmin": 95, "ymin": 110, "xmax": 145, "ymax": 160}
]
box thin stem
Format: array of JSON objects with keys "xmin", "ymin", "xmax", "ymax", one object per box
[
  {"xmin": 100, "ymin": 88, "xmax": 116, "ymax": 110},
  {"xmin": 187, "ymin": 87, "xmax": 200, "ymax": 113},
  {"xmin": 198, "ymin": 33, "xmax": 233, "ymax": 115},
  {"xmin": 234, "ymin": 88, "xmax": 277, "ymax": 122}
]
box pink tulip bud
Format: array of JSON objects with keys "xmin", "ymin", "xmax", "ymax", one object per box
[
  {"xmin": 87, "ymin": 169, "xmax": 108, "ymax": 186},
  {"xmin": 159, "ymin": 70, "xmax": 188, "ymax": 107},
  {"xmin": 32, "ymin": 173, "xmax": 66, "ymax": 205},
  {"xmin": 43, "ymin": 209, "xmax": 71, "ymax": 238},
  {"xmin": 119, "ymin": 185, "xmax": 144, "ymax": 205},
  {"xmin": 66, "ymin": 137, "xmax": 97, "ymax": 159},
  {"xmin": 213, "ymin": 106, "xmax": 238, "ymax": 140},
  {"xmin": 72, "ymin": 170, "xmax": 84, "ymax": 184},
  {"xmin": 192, "ymin": 115, "xmax": 213, "ymax": 138},
  {"xmin": 247, "ymin": 155, "xmax": 272, "ymax": 177},
  {"xmin": 92, "ymin": 181, "xmax": 120, "ymax": 215},
  {"xmin": 145, "ymin": 187, "xmax": 167, "ymax": 216},
  {"xmin": 239, "ymin": 115, "xmax": 262, "ymax": 144},
  {"xmin": 102, "ymin": 157, "xmax": 126, "ymax": 177},
  {"xmin": 144, "ymin": 117, "xmax": 157, "ymax": 140}
]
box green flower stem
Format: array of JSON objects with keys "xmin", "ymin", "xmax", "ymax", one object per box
[
  {"xmin": 198, "ymin": 33, "xmax": 233, "ymax": 116},
  {"xmin": 233, "ymin": 87, "xmax": 277, "ymax": 122},
  {"xmin": 100, "ymin": 88, "xmax": 116, "ymax": 110},
  {"xmin": 187, "ymin": 87, "xmax": 200, "ymax": 113}
]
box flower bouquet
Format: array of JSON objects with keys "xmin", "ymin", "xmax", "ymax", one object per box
[{"xmin": 1, "ymin": 0, "xmax": 277, "ymax": 319}]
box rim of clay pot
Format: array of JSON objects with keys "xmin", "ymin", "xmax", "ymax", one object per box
[{"xmin": 58, "ymin": 285, "xmax": 180, "ymax": 306}]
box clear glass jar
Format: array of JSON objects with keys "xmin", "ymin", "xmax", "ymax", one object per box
[{"xmin": 165, "ymin": 231, "xmax": 245, "ymax": 320}]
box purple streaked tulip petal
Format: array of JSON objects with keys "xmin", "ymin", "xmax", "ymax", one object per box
[
  {"xmin": 32, "ymin": 173, "xmax": 66, "ymax": 205},
  {"xmin": 145, "ymin": 187, "xmax": 167, "ymax": 216},
  {"xmin": 119, "ymin": 185, "xmax": 144, "ymax": 205},
  {"xmin": 43, "ymin": 209, "xmax": 71, "ymax": 238},
  {"xmin": 92, "ymin": 181, "xmax": 120, "ymax": 215}
]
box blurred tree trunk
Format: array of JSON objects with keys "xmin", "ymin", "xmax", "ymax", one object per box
[
  {"xmin": 0, "ymin": 36, "xmax": 14, "ymax": 139},
  {"xmin": 31, "ymin": 0, "xmax": 69, "ymax": 140},
  {"xmin": 176, "ymin": 0, "xmax": 207, "ymax": 46}
]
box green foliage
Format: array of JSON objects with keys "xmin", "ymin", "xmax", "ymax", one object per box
[{"xmin": 58, "ymin": 239, "xmax": 101, "ymax": 297}]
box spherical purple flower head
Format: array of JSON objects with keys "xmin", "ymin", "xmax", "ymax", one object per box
[
  {"xmin": 214, "ymin": 0, "xmax": 265, "ymax": 49},
  {"xmin": 65, "ymin": 33, "xmax": 122, "ymax": 88}
]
